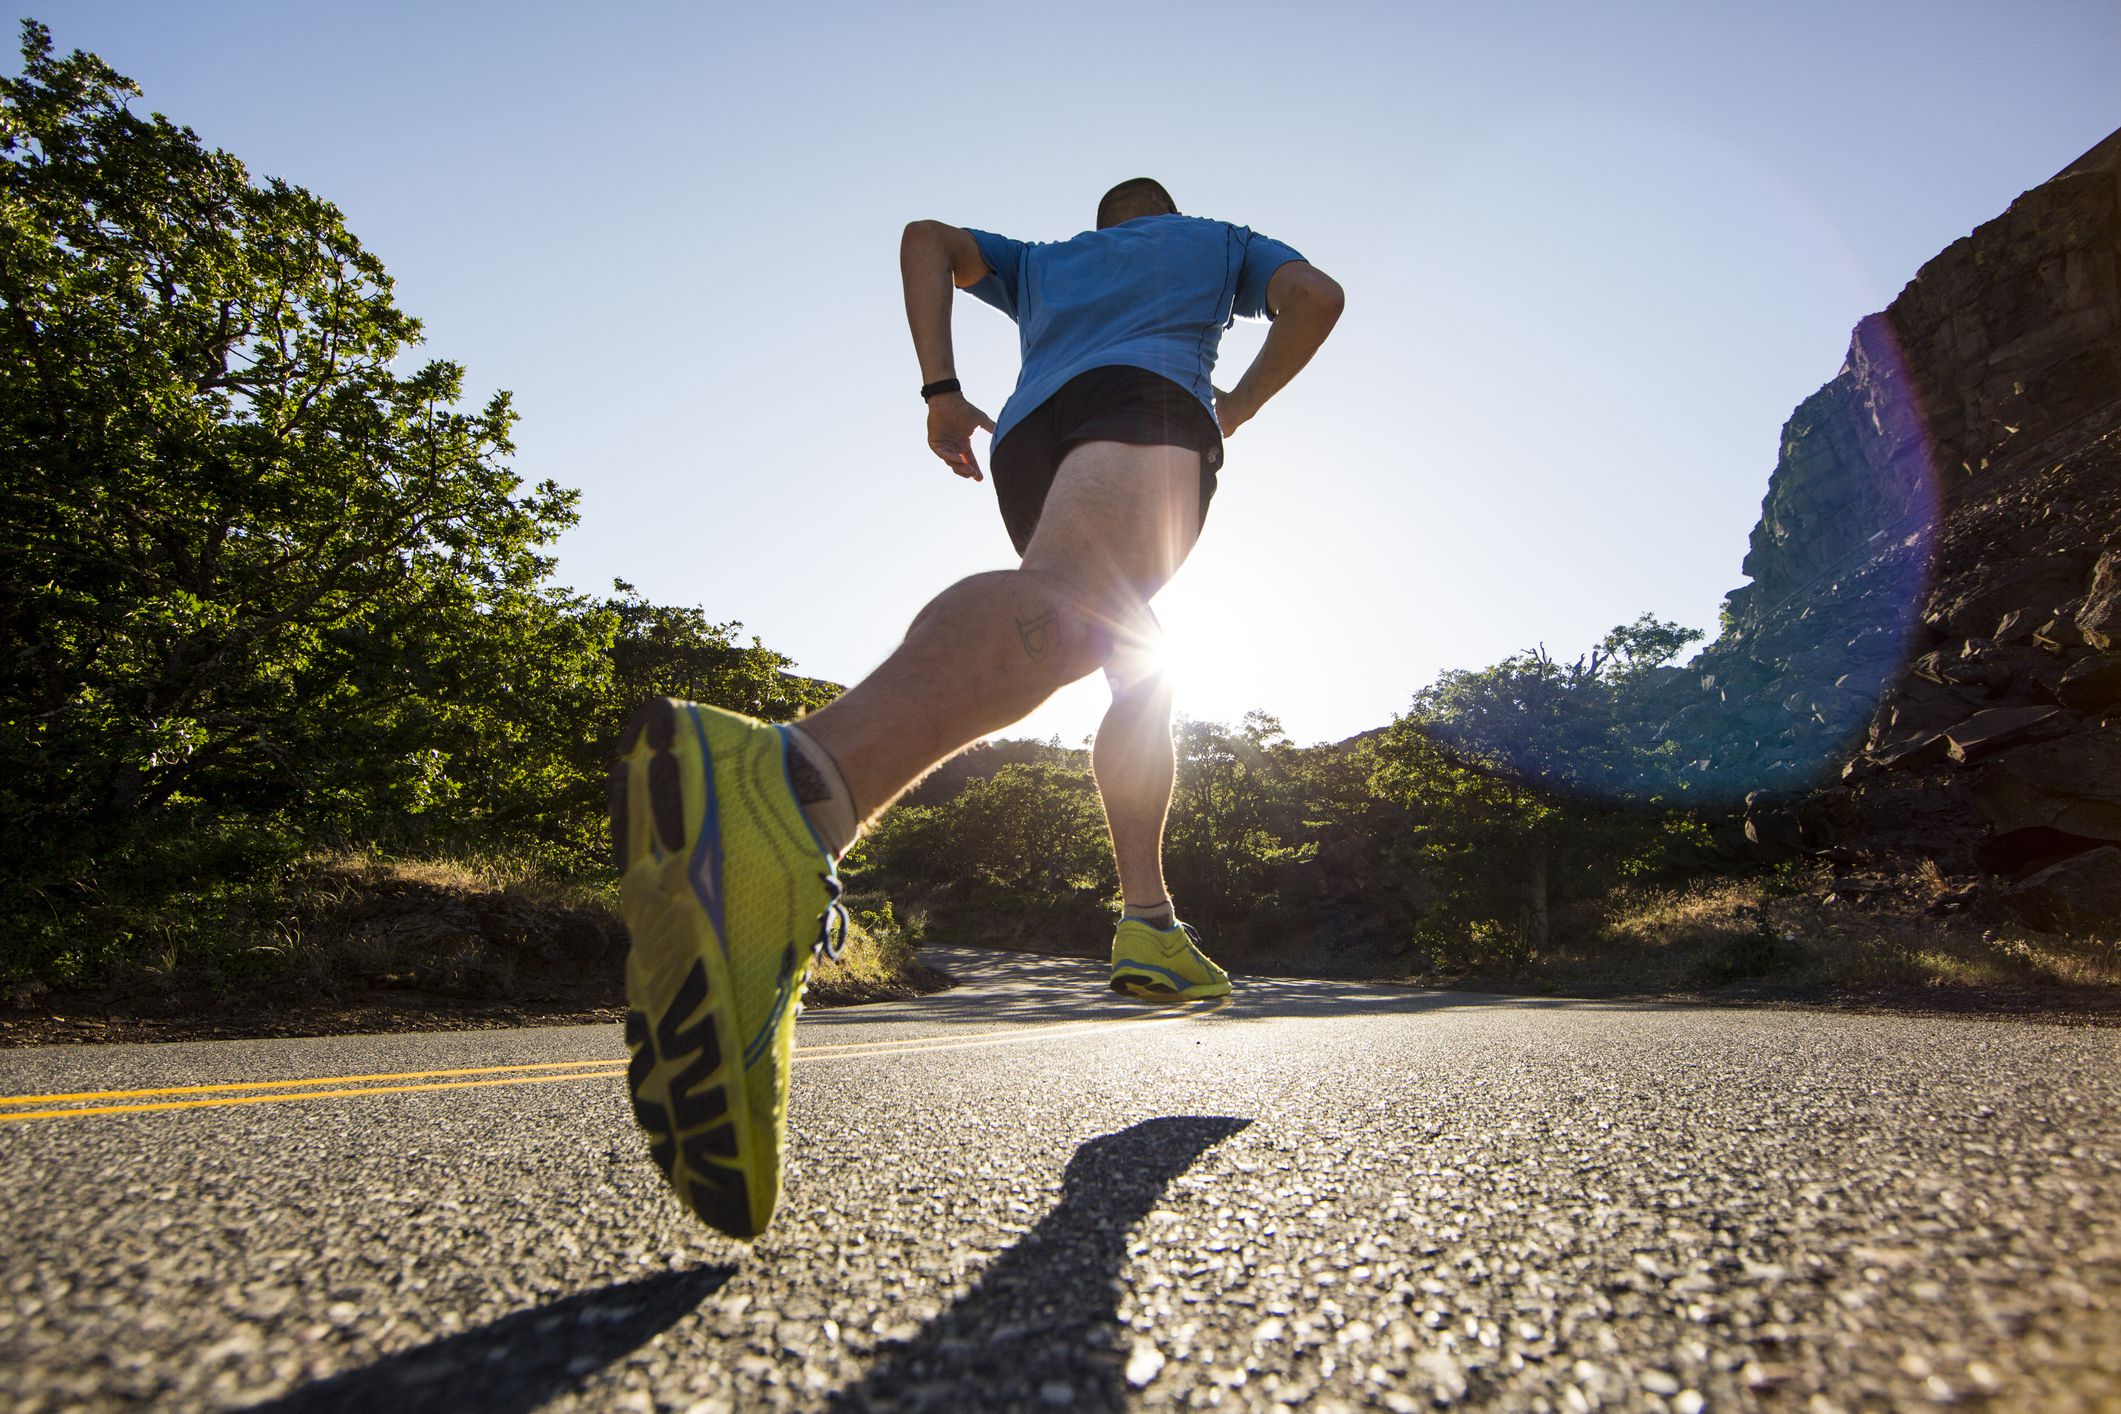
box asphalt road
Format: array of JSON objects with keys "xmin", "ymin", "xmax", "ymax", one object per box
[{"xmin": 3, "ymin": 947, "xmax": 2119, "ymax": 1413}]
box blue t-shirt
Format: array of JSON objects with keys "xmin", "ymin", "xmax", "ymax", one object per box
[{"xmin": 962, "ymin": 214, "xmax": 1305, "ymax": 452}]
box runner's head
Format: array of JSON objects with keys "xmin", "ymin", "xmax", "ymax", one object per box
[{"xmin": 1097, "ymin": 178, "xmax": 1178, "ymax": 229}]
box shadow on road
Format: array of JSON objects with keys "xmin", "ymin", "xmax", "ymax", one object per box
[
  {"xmin": 827, "ymin": 1115, "xmax": 1251, "ymax": 1413},
  {"xmin": 799, "ymin": 947, "xmax": 1653, "ymax": 1035},
  {"xmin": 257, "ymin": 1264, "xmax": 732, "ymax": 1414}
]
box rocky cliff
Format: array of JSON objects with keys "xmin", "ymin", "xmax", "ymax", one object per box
[{"xmin": 1649, "ymin": 126, "xmax": 2121, "ymax": 926}]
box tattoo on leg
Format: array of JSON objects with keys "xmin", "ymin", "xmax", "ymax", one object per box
[{"xmin": 1017, "ymin": 609, "xmax": 1058, "ymax": 660}]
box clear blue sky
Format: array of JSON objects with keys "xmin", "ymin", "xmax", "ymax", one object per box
[{"xmin": 29, "ymin": 2, "xmax": 2121, "ymax": 745}]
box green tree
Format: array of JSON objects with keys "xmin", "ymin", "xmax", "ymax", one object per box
[
  {"xmin": 1595, "ymin": 612, "xmax": 1705, "ymax": 686},
  {"xmin": 954, "ymin": 762, "xmax": 1114, "ymax": 893},
  {"xmin": 1164, "ymin": 713, "xmax": 1285, "ymax": 927},
  {"xmin": 851, "ymin": 761, "xmax": 1112, "ymax": 897},
  {"xmin": 1369, "ymin": 719, "xmax": 1557, "ymax": 967},
  {"xmin": 0, "ymin": 23, "xmax": 592, "ymax": 887},
  {"xmin": 602, "ymin": 580, "xmax": 837, "ymax": 727},
  {"xmin": 1374, "ymin": 616, "xmax": 1700, "ymax": 961},
  {"xmin": 0, "ymin": 25, "xmax": 848, "ymax": 984}
]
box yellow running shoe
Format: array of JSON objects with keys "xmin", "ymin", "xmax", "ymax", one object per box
[
  {"xmin": 609, "ymin": 697, "xmax": 845, "ymax": 1239},
  {"xmin": 1110, "ymin": 918, "xmax": 1232, "ymax": 1002}
]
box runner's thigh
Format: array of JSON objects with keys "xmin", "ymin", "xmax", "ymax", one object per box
[{"xmin": 1019, "ymin": 440, "xmax": 1202, "ymax": 605}]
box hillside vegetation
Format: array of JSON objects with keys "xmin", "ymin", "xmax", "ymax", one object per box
[
  {"xmin": 5, "ymin": 27, "xmax": 2114, "ymax": 1034},
  {"xmin": 0, "ymin": 26, "xmax": 883, "ymax": 1022}
]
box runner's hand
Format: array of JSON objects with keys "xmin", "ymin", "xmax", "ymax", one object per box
[
  {"xmin": 1213, "ymin": 385, "xmax": 1254, "ymax": 438},
  {"xmin": 927, "ymin": 392, "xmax": 996, "ymax": 481}
]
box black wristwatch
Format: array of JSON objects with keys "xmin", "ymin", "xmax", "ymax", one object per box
[{"xmin": 920, "ymin": 378, "xmax": 962, "ymax": 401}]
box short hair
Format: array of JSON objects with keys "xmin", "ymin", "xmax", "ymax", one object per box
[{"xmin": 1097, "ymin": 177, "xmax": 1179, "ymax": 230}]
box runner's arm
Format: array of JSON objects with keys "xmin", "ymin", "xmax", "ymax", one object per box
[
  {"xmin": 901, "ymin": 221, "xmax": 991, "ymax": 381},
  {"xmin": 901, "ymin": 221, "xmax": 997, "ymax": 479},
  {"xmin": 1215, "ymin": 262, "xmax": 1345, "ymax": 437}
]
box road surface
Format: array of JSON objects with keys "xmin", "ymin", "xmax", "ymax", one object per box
[{"xmin": 3, "ymin": 947, "xmax": 2118, "ymax": 1411}]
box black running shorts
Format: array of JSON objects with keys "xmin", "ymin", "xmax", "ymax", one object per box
[{"xmin": 988, "ymin": 365, "xmax": 1224, "ymax": 556}]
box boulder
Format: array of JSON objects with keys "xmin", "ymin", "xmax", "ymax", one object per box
[
  {"xmin": 1882, "ymin": 680, "xmax": 1990, "ymax": 734},
  {"xmin": 1812, "ymin": 686, "xmax": 1878, "ymax": 737},
  {"xmin": 1706, "ymin": 813, "xmax": 1752, "ymax": 860},
  {"xmin": 1909, "ymin": 648, "xmax": 1961, "ymax": 686},
  {"xmin": 1909, "ymin": 642, "xmax": 2031, "ymax": 695},
  {"xmin": 2024, "ymin": 654, "xmax": 2075, "ymax": 703},
  {"xmin": 2000, "ymin": 846, "xmax": 2121, "ymax": 933},
  {"xmin": 1973, "ymin": 732, "xmax": 2121, "ymax": 842},
  {"xmin": 1869, "ymin": 729, "xmax": 1951, "ymax": 770},
  {"xmin": 1743, "ymin": 791, "xmax": 1806, "ymax": 858},
  {"xmin": 2057, "ymin": 653, "xmax": 2121, "ymax": 712},
  {"xmin": 1925, "ymin": 557, "xmax": 2087, "ymax": 640},
  {"xmin": 1992, "ymin": 608, "xmax": 2040, "ymax": 642},
  {"xmin": 1798, "ymin": 790, "xmax": 1854, "ymax": 847},
  {"xmin": 2077, "ymin": 551, "xmax": 2121, "ymax": 650},
  {"xmin": 1734, "ymin": 702, "xmax": 1783, "ymax": 732},
  {"xmin": 1943, "ymin": 706, "xmax": 2064, "ymax": 763},
  {"xmin": 2035, "ymin": 610, "xmax": 2088, "ymax": 652},
  {"xmin": 1656, "ymin": 700, "xmax": 1724, "ymax": 754},
  {"xmin": 1843, "ymin": 625, "xmax": 1908, "ymax": 668}
]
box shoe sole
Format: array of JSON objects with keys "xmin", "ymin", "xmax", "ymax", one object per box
[
  {"xmin": 1109, "ymin": 971, "xmax": 1231, "ymax": 1003},
  {"xmin": 612, "ymin": 697, "xmax": 767, "ymax": 1239}
]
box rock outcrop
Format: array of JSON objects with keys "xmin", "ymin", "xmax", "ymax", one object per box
[{"xmin": 1645, "ymin": 127, "xmax": 2121, "ymax": 907}]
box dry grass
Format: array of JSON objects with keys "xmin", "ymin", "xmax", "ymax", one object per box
[
  {"xmin": 5, "ymin": 853, "xmax": 949, "ymax": 1044},
  {"xmin": 1552, "ymin": 866, "xmax": 2121, "ymax": 1003},
  {"xmin": 807, "ymin": 894, "xmax": 950, "ymax": 1004},
  {"xmin": 221, "ymin": 849, "xmax": 628, "ymax": 1003},
  {"xmin": 276, "ymin": 857, "xmax": 950, "ymax": 1007}
]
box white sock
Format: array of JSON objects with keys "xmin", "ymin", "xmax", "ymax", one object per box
[{"xmin": 785, "ymin": 725, "xmax": 860, "ymax": 859}]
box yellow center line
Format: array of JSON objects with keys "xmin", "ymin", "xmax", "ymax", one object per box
[
  {"xmin": 0, "ymin": 1067, "xmax": 629, "ymax": 1123},
  {"xmin": 0, "ymin": 1057, "xmax": 635, "ymax": 1107},
  {"xmin": 0, "ymin": 997, "xmax": 1228, "ymax": 1123}
]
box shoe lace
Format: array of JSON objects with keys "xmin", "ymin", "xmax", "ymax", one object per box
[{"xmin": 813, "ymin": 869, "xmax": 851, "ymax": 963}]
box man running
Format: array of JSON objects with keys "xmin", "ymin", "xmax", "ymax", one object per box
[{"xmin": 611, "ymin": 178, "xmax": 1344, "ymax": 1237}]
